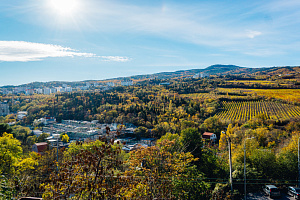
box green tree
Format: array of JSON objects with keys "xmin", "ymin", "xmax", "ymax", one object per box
[
  {"xmin": 134, "ymin": 126, "xmax": 150, "ymax": 139},
  {"xmin": 37, "ymin": 133, "xmax": 49, "ymax": 143},
  {"xmin": 200, "ymin": 117, "xmax": 225, "ymax": 138},
  {"xmin": 0, "ymin": 133, "xmax": 23, "ymax": 174},
  {"xmin": 0, "ymin": 123, "xmax": 12, "ymax": 137},
  {"xmin": 181, "ymin": 128, "xmax": 202, "ymax": 158}
]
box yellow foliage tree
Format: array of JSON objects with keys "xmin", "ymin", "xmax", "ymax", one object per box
[{"xmin": 121, "ymin": 139, "xmax": 206, "ymax": 199}]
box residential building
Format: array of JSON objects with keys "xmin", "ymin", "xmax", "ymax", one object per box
[
  {"xmin": 159, "ymin": 82, "xmax": 170, "ymax": 85},
  {"xmin": 43, "ymin": 88, "xmax": 51, "ymax": 95},
  {"xmin": 65, "ymin": 87, "xmax": 72, "ymax": 92},
  {"xmin": 106, "ymin": 82, "xmax": 115, "ymax": 87},
  {"xmin": 25, "ymin": 89, "xmax": 34, "ymax": 95},
  {"xmin": 17, "ymin": 111, "xmax": 27, "ymax": 120},
  {"xmin": 193, "ymin": 72, "xmax": 209, "ymax": 78},
  {"xmin": 202, "ymin": 132, "xmax": 217, "ymax": 143},
  {"xmin": 32, "ymin": 130, "xmax": 43, "ymax": 137},
  {"xmin": 50, "ymin": 88, "xmax": 57, "ymax": 94},
  {"xmin": 56, "ymin": 87, "xmax": 65, "ymax": 93},
  {"xmin": 35, "ymin": 88, "xmax": 43, "ymax": 94},
  {"xmin": 32, "ymin": 142, "xmax": 48, "ymax": 155},
  {"xmin": 121, "ymin": 80, "xmax": 133, "ymax": 86},
  {"xmin": 13, "ymin": 87, "xmax": 26, "ymax": 94},
  {"xmin": 0, "ymin": 102, "xmax": 9, "ymax": 116}
]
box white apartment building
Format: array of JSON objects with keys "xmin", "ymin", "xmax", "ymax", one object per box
[
  {"xmin": 43, "ymin": 88, "xmax": 51, "ymax": 95},
  {"xmin": 193, "ymin": 73, "xmax": 209, "ymax": 78},
  {"xmin": 65, "ymin": 87, "xmax": 72, "ymax": 92},
  {"xmin": 50, "ymin": 88, "xmax": 57, "ymax": 94},
  {"xmin": 121, "ymin": 80, "xmax": 133, "ymax": 86},
  {"xmin": 35, "ymin": 88, "xmax": 43, "ymax": 94},
  {"xmin": 106, "ymin": 82, "xmax": 115, "ymax": 87},
  {"xmin": 56, "ymin": 87, "xmax": 65, "ymax": 93}
]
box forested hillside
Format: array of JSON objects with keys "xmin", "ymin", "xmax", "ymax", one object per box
[{"xmin": 0, "ymin": 71, "xmax": 300, "ymax": 199}]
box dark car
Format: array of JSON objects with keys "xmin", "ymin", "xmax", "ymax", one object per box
[
  {"xmin": 263, "ymin": 185, "xmax": 281, "ymax": 198},
  {"xmin": 288, "ymin": 186, "xmax": 300, "ymax": 199}
]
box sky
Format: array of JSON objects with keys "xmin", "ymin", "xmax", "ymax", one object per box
[{"xmin": 1, "ymin": 0, "xmax": 300, "ymax": 86}]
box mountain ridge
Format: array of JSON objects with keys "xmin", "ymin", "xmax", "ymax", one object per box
[{"xmin": 1, "ymin": 64, "xmax": 300, "ymax": 88}]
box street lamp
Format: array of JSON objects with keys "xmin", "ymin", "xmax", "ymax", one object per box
[
  {"xmin": 222, "ymin": 131, "xmax": 233, "ymax": 194},
  {"xmin": 244, "ymin": 137, "xmax": 255, "ymax": 200}
]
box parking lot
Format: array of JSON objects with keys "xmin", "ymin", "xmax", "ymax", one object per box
[{"xmin": 247, "ymin": 192, "xmax": 294, "ymax": 200}]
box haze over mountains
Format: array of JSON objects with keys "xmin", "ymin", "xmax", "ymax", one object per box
[{"xmin": 1, "ymin": 64, "xmax": 300, "ymax": 88}]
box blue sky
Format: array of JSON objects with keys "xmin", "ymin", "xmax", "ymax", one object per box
[{"xmin": 1, "ymin": 0, "xmax": 300, "ymax": 86}]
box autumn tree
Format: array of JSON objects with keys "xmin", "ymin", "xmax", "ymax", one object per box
[
  {"xmin": 42, "ymin": 139, "xmax": 125, "ymax": 200},
  {"xmin": 122, "ymin": 139, "xmax": 210, "ymax": 199}
]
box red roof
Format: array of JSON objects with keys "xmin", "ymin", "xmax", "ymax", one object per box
[
  {"xmin": 35, "ymin": 142, "xmax": 48, "ymax": 152},
  {"xmin": 203, "ymin": 132, "xmax": 214, "ymax": 136},
  {"xmin": 202, "ymin": 132, "xmax": 215, "ymax": 139}
]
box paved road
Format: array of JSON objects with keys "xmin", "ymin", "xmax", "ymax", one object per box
[{"xmin": 247, "ymin": 192, "xmax": 293, "ymax": 200}]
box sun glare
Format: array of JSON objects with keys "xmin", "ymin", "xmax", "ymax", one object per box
[{"xmin": 49, "ymin": 0, "xmax": 79, "ymax": 16}]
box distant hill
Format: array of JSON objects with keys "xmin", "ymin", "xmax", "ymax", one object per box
[
  {"xmin": 127, "ymin": 64, "xmax": 300, "ymax": 80},
  {"xmin": 1, "ymin": 65, "xmax": 299, "ymax": 88}
]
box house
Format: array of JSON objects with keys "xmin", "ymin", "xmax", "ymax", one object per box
[
  {"xmin": 17, "ymin": 111, "xmax": 27, "ymax": 120},
  {"xmin": 32, "ymin": 142, "xmax": 48, "ymax": 155},
  {"xmin": 202, "ymin": 132, "xmax": 217, "ymax": 142},
  {"xmin": 32, "ymin": 130, "xmax": 43, "ymax": 137}
]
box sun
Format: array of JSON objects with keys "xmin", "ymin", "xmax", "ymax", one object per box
[{"xmin": 49, "ymin": 0, "xmax": 79, "ymax": 16}]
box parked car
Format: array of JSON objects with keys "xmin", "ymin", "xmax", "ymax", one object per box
[
  {"xmin": 288, "ymin": 186, "xmax": 300, "ymax": 199},
  {"xmin": 263, "ymin": 185, "xmax": 281, "ymax": 198}
]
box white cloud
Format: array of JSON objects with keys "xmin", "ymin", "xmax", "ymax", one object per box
[
  {"xmin": 100, "ymin": 56, "xmax": 130, "ymax": 62},
  {"xmin": 246, "ymin": 30, "xmax": 262, "ymax": 39},
  {"xmin": 0, "ymin": 41, "xmax": 129, "ymax": 62},
  {"xmin": 0, "ymin": 41, "xmax": 95, "ymax": 62}
]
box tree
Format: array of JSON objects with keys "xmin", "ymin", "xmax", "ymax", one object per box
[
  {"xmin": 134, "ymin": 126, "xmax": 150, "ymax": 139},
  {"xmin": 181, "ymin": 128, "xmax": 202, "ymax": 158},
  {"xmin": 37, "ymin": 133, "xmax": 49, "ymax": 143},
  {"xmin": 61, "ymin": 134, "xmax": 69, "ymax": 143},
  {"xmin": 0, "ymin": 133, "xmax": 23, "ymax": 175},
  {"xmin": 122, "ymin": 139, "xmax": 209, "ymax": 199},
  {"xmin": 200, "ymin": 117, "xmax": 225, "ymax": 139},
  {"xmin": 156, "ymin": 132, "xmax": 183, "ymax": 153},
  {"xmin": 0, "ymin": 123, "xmax": 12, "ymax": 137},
  {"xmin": 42, "ymin": 139, "xmax": 125, "ymax": 200}
]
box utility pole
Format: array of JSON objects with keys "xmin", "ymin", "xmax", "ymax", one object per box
[
  {"xmin": 244, "ymin": 137, "xmax": 255, "ymax": 200},
  {"xmin": 298, "ymin": 137, "xmax": 300, "ymax": 187},
  {"xmin": 57, "ymin": 136, "xmax": 59, "ymax": 172},
  {"xmin": 222, "ymin": 131, "xmax": 233, "ymax": 194}
]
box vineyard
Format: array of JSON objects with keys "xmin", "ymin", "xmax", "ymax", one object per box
[
  {"xmin": 217, "ymin": 88, "xmax": 300, "ymax": 103},
  {"xmin": 215, "ymin": 101, "xmax": 300, "ymax": 122}
]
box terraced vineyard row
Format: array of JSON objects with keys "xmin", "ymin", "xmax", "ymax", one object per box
[
  {"xmin": 215, "ymin": 101, "xmax": 300, "ymax": 122},
  {"xmin": 217, "ymin": 88, "xmax": 300, "ymax": 103}
]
